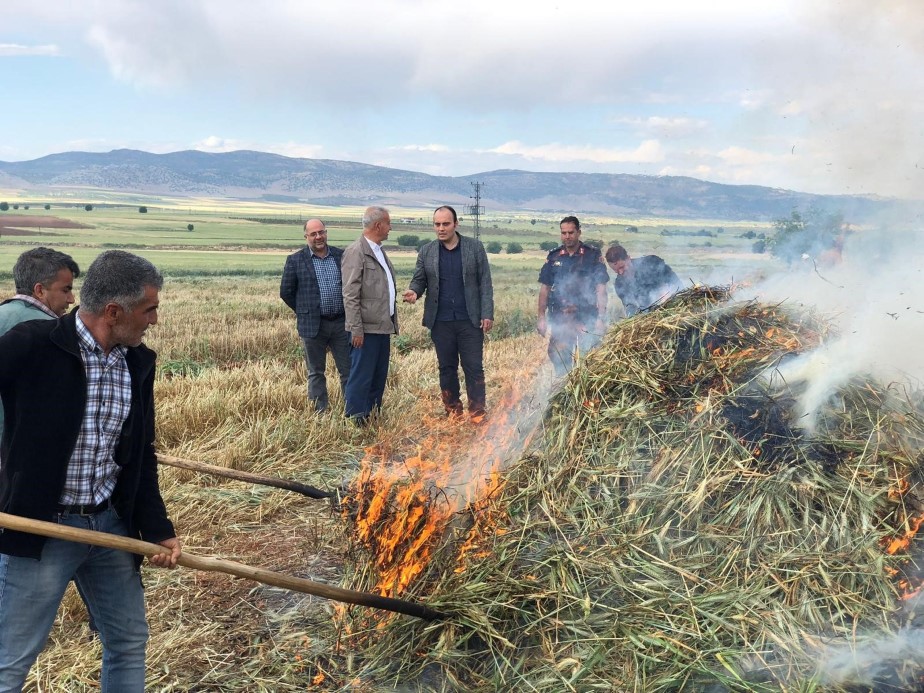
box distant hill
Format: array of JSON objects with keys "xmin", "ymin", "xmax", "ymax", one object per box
[{"xmin": 0, "ymin": 149, "xmax": 914, "ymax": 222}]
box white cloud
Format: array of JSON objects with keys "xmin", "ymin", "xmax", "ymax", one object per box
[
  {"xmin": 196, "ymin": 136, "xmax": 225, "ymax": 150},
  {"xmin": 3, "ymin": 0, "xmax": 924, "ymax": 197},
  {"xmin": 193, "ymin": 136, "xmax": 323, "ymax": 159},
  {"xmin": 614, "ymin": 116, "xmax": 709, "ymax": 139},
  {"xmin": 0, "ymin": 0, "xmax": 793, "ymax": 104},
  {"xmin": 737, "ymin": 89, "xmax": 773, "ymax": 110},
  {"xmin": 389, "ymin": 144, "xmax": 451, "ymax": 153},
  {"xmin": 85, "ymin": 20, "xmax": 198, "ymax": 90},
  {"xmin": 0, "ymin": 43, "xmax": 60, "ymax": 57},
  {"xmin": 488, "ymin": 140, "xmax": 665, "ymax": 165},
  {"xmin": 716, "ymin": 146, "xmax": 782, "ymax": 167}
]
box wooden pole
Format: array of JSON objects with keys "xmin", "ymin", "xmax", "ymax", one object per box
[
  {"xmin": 0, "ymin": 512, "xmax": 445, "ymax": 621},
  {"xmin": 157, "ymin": 454, "xmax": 334, "ymax": 500}
]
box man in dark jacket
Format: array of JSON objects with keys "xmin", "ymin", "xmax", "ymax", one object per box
[
  {"xmin": 605, "ymin": 243, "xmax": 683, "ymax": 317},
  {"xmin": 537, "ymin": 216, "xmax": 609, "ymax": 375},
  {"xmin": 0, "ymin": 247, "xmax": 80, "ymax": 437},
  {"xmin": 404, "ymin": 205, "xmax": 494, "ymax": 417},
  {"xmin": 0, "ymin": 250, "xmax": 180, "ymax": 692},
  {"xmin": 280, "ymin": 219, "xmax": 351, "ymax": 412}
]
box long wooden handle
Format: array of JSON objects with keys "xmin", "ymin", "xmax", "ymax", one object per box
[
  {"xmin": 157, "ymin": 454, "xmax": 334, "ymax": 500},
  {"xmin": 0, "ymin": 512, "xmax": 444, "ymax": 621}
]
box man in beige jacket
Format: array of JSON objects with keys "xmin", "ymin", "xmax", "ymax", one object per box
[{"xmin": 341, "ymin": 206, "xmax": 398, "ymax": 422}]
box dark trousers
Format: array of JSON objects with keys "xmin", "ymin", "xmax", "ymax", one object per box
[
  {"xmin": 344, "ymin": 332, "xmax": 391, "ymax": 420},
  {"xmin": 431, "ymin": 320, "xmax": 486, "ymax": 414},
  {"xmin": 301, "ymin": 316, "xmax": 351, "ymax": 411}
]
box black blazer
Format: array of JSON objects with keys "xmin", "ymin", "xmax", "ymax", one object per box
[
  {"xmin": 279, "ymin": 246, "xmax": 345, "ymax": 339},
  {"xmin": 0, "ymin": 310, "xmax": 175, "ymax": 560},
  {"xmin": 407, "ymin": 234, "xmax": 494, "ymax": 330}
]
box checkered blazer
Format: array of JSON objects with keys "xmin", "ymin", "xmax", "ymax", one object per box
[{"xmin": 279, "ymin": 245, "xmax": 344, "ymax": 339}]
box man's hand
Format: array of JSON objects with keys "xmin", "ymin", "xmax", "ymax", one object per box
[
  {"xmin": 352, "ymin": 334, "xmax": 364, "ymax": 348},
  {"xmin": 402, "ymin": 290, "xmax": 418, "ymax": 304},
  {"xmin": 481, "ymin": 318, "xmax": 494, "ymax": 334},
  {"xmin": 149, "ymin": 537, "xmax": 181, "ymax": 569},
  {"xmin": 537, "ymin": 315, "xmax": 547, "ymax": 337}
]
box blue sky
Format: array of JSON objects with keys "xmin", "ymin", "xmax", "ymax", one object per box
[{"xmin": 1, "ymin": 0, "xmax": 921, "ymax": 198}]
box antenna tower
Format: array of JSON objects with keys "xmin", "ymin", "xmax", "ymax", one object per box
[{"xmin": 467, "ymin": 182, "xmax": 485, "ymax": 239}]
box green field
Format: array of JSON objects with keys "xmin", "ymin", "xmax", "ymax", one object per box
[{"xmin": 0, "ymin": 193, "xmax": 775, "ymax": 281}]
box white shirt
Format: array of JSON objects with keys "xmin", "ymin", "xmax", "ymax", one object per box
[{"xmin": 366, "ymin": 238, "xmax": 396, "ymax": 316}]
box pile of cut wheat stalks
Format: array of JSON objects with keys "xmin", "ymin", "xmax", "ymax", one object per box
[{"xmin": 329, "ymin": 287, "xmax": 924, "ymax": 692}]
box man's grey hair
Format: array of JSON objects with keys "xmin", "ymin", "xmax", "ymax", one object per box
[
  {"xmin": 362, "ymin": 207, "xmax": 389, "ymax": 229},
  {"xmin": 13, "ymin": 247, "xmax": 80, "ymax": 296},
  {"xmin": 79, "ymin": 250, "xmax": 163, "ymax": 315}
]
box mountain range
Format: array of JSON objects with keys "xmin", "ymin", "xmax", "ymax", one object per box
[{"xmin": 0, "ymin": 149, "xmax": 913, "ymax": 222}]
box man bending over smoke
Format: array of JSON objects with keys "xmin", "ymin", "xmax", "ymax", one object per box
[{"xmin": 605, "ymin": 243, "xmax": 683, "ymax": 317}]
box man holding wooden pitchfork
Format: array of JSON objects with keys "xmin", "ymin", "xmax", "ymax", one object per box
[{"xmin": 0, "ymin": 250, "xmax": 180, "ymax": 692}]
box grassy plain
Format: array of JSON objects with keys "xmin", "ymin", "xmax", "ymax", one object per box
[{"xmin": 0, "ymin": 194, "xmax": 773, "ymax": 690}]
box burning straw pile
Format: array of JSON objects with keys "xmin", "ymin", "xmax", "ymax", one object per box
[{"xmin": 333, "ymin": 287, "xmax": 924, "ymax": 691}]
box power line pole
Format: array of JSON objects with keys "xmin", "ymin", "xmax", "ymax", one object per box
[{"xmin": 467, "ymin": 181, "xmax": 485, "ymax": 240}]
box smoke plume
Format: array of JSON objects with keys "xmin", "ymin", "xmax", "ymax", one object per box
[{"xmin": 738, "ymin": 229, "xmax": 924, "ymax": 432}]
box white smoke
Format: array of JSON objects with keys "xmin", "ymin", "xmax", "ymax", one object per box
[
  {"xmin": 736, "ymin": 229, "xmax": 924, "ymax": 432},
  {"xmin": 816, "ymin": 627, "xmax": 924, "ymax": 688}
]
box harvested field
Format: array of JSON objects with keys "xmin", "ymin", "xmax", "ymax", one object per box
[
  {"xmin": 330, "ymin": 287, "xmax": 924, "ymax": 692},
  {"xmin": 0, "ymin": 214, "xmax": 90, "ymax": 235}
]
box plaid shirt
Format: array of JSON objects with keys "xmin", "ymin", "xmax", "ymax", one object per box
[
  {"xmin": 311, "ymin": 251, "xmax": 344, "ymax": 317},
  {"xmin": 10, "ymin": 294, "xmax": 58, "ymax": 318},
  {"xmin": 58, "ymin": 314, "xmax": 132, "ymax": 505}
]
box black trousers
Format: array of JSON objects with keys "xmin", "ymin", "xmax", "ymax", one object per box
[{"xmin": 431, "ymin": 320, "xmax": 486, "ymax": 414}]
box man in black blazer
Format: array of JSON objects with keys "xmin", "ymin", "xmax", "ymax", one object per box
[
  {"xmin": 280, "ymin": 219, "xmax": 351, "ymax": 412},
  {"xmin": 404, "ymin": 206, "xmax": 494, "ymax": 418}
]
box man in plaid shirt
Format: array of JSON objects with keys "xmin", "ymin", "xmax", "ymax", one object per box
[
  {"xmin": 280, "ymin": 219, "xmax": 352, "ymax": 413},
  {"xmin": 0, "ymin": 250, "xmax": 180, "ymax": 692}
]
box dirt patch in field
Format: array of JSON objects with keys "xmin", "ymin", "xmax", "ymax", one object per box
[
  {"xmin": 0, "ymin": 228, "xmax": 61, "ymax": 237},
  {"xmin": 0, "ymin": 215, "xmax": 92, "ymax": 235}
]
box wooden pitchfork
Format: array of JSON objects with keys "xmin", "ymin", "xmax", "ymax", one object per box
[{"xmin": 0, "ymin": 512, "xmax": 445, "ymax": 621}]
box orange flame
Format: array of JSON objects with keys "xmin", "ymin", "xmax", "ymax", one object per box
[
  {"xmin": 343, "ymin": 368, "xmax": 544, "ymax": 598},
  {"xmin": 884, "ymin": 514, "xmax": 924, "ymax": 556}
]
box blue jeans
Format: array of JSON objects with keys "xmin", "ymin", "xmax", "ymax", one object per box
[
  {"xmin": 0, "ymin": 506, "xmax": 148, "ymax": 692},
  {"xmin": 344, "ymin": 332, "xmax": 391, "ymax": 420}
]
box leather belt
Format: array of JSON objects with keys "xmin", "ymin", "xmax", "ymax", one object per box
[
  {"xmin": 320, "ymin": 313, "xmax": 345, "ymax": 320},
  {"xmin": 57, "ymin": 499, "xmax": 112, "ymax": 516}
]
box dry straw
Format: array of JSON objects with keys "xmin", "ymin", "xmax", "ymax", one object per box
[{"xmin": 333, "ymin": 287, "xmax": 924, "ymax": 692}]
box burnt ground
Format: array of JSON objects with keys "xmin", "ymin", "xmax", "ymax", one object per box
[{"xmin": 0, "ymin": 215, "xmax": 92, "ymax": 235}]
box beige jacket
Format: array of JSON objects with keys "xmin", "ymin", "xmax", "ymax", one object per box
[{"xmin": 342, "ymin": 235, "xmax": 399, "ymax": 336}]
